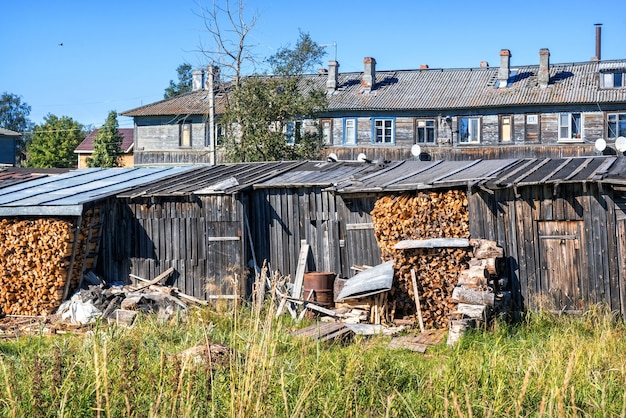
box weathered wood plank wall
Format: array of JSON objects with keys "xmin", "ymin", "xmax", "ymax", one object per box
[
  {"xmin": 100, "ymin": 195, "xmax": 245, "ymax": 300},
  {"xmin": 469, "ymin": 183, "xmax": 625, "ymax": 317}
]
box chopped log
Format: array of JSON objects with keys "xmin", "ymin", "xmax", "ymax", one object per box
[
  {"xmin": 457, "ymin": 266, "xmax": 489, "ymax": 288},
  {"xmin": 455, "ymin": 303, "xmax": 489, "ymax": 321},
  {"xmin": 452, "ymin": 286, "xmax": 496, "ymax": 307},
  {"xmin": 469, "ymin": 239, "xmax": 504, "ymax": 259}
]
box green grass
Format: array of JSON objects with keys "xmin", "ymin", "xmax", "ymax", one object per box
[{"xmin": 2, "ymin": 302, "xmax": 626, "ymax": 417}]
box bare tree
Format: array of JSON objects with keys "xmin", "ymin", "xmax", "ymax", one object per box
[{"xmin": 196, "ymin": 0, "xmax": 260, "ymax": 87}]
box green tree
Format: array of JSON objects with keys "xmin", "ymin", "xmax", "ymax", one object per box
[
  {"xmin": 0, "ymin": 92, "xmax": 34, "ymax": 165},
  {"xmin": 24, "ymin": 114, "xmax": 84, "ymax": 168},
  {"xmin": 164, "ymin": 63, "xmax": 193, "ymax": 99},
  {"xmin": 221, "ymin": 32, "xmax": 327, "ymax": 162},
  {"xmin": 87, "ymin": 111, "xmax": 123, "ymax": 167}
]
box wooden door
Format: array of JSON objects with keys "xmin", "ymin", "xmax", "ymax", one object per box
[{"xmin": 537, "ymin": 221, "xmax": 583, "ymax": 311}]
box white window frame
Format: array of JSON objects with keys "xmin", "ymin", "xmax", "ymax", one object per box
[
  {"xmin": 459, "ymin": 117, "xmax": 481, "ymax": 144},
  {"xmin": 321, "ymin": 119, "xmax": 332, "ymax": 145},
  {"xmin": 416, "ymin": 119, "xmax": 436, "ymax": 143},
  {"xmin": 608, "ymin": 113, "xmax": 626, "ymax": 139},
  {"xmin": 558, "ymin": 113, "xmax": 583, "ymax": 142},
  {"xmin": 343, "ymin": 118, "xmax": 357, "ymax": 145},
  {"xmin": 285, "ymin": 121, "xmax": 302, "ymax": 145},
  {"xmin": 373, "ymin": 118, "xmax": 394, "ymax": 144}
]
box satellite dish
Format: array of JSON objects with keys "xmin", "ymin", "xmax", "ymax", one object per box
[
  {"xmin": 357, "ymin": 153, "xmax": 368, "ymax": 163},
  {"xmin": 327, "ymin": 152, "xmax": 338, "ymax": 162},
  {"xmin": 616, "ymin": 136, "xmax": 626, "ymax": 153},
  {"xmin": 595, "ymin": 138, "xmax": 607, "ymax": 152},
  {"xmin": 411, "ymin": 144, "xmax": 422, "ymax": 157}
]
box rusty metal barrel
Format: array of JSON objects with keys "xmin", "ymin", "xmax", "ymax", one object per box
[{"xmin": 303, "ymin": 272, "xmax": 336, "ymax": 306}]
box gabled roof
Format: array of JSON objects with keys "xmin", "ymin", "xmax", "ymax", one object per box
[
  {"xmin": 121, "ymin": 57, "xmax": 626, "ymax": 117},
  {"xmin": 74, "ymin": 128, "xmax": 134, "ymax": 154}
]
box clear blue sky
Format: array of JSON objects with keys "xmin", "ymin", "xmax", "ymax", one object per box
[{"xmin": 2, "ymin": 0, "xmax": 625, "ymax": 131}]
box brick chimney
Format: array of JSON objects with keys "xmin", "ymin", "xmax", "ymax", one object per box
[
  {"xmin": 362, "ymin": 57, "xmax": 376, "ymax": 91},
  {"xmin": 327, "ymin": 60, "xmax": 339, "ymax": 92},
  {"xmin": 538, "ymin": 48, "xmax": 550, "ymax": 88},
  {"xmin": 192, "ymin": 69, "xmax": 204, "ymax": 91},
  {"xmin": 497, "ymin": 49, "xmax": 511, "ymax": 88}
]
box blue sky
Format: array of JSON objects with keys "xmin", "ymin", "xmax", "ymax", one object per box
[{"xmin": 2, "ymin": 0, "xmax": 625, "ymax": 131}]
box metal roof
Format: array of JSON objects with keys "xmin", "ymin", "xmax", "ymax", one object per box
[
  {"xmin": 116, "ymin": 161, "xmax": 305, "ymax": 197},
  {"xmin": 75, "ymin": 128, "xmax": 134, "ymax": 153},
  {"xmin": 122, "ymin": 58, "xmax": 626, "ymax": 117},
  {"xmin": 333, "ymin": 157, "xmax": 623, "ymax": 193},
  {"xmin": 0, "ymin": 128, "xmax": 20, "ymax": 136},
  {"xmin": 254, "ymin": 160, "xmax": 386, "ymax": 188},
  {"xmin": 0, "ymin": 167, "xmax": 194, "ymax": 216}
]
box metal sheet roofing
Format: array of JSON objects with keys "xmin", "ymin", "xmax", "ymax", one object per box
[
  {"xmin": 0, "ymin": 167, "xmax": 194, "ymax": 216},
  {"xmin": 122, "ymin": 57, "xmax": 626, "ymax": 117},
  {"xmin": 75, "ymin": 128, "xmax": 134, "ymax": 153},
  {"xmin": 116, "ymin": 161, "xmax": 304, "ymax": 197}
]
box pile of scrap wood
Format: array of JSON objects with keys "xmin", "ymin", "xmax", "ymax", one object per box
[
  {"xmin": 371, "ymin": 190, "xmax": 471, "ymax": 328},
  {"xmin": 53, "ymin": 267, "xmax": 205, "ymax": 327},
  {"xmin": 0, "ymin": 210, "xmax": 101, "ymax": 316}
]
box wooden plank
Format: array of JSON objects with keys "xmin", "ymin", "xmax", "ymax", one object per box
[
  {"xmin": 346, "ymin": 222, "xmax": 374, "ymax": 230},
  {"xmin": 395, "ymin": 238, "xmax": 470, "ymax": 250},
  {"xmin": 292, "ymin": 243, "xmax": 310, "ymax": 300},
  {"xmin": 411, "ymin": 269, "xmax": 425, "ymax": 333}
]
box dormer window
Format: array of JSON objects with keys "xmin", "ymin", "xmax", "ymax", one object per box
[{"xmin": 601, "ymin": 71, "xmax": 625, "ymax": 88}]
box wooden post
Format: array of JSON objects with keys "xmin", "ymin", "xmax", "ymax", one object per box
[{"xmin": 411, "ymin": 269, "xmax": 425, "ymax": 333}]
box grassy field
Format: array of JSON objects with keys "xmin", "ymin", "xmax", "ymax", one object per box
[{"xmin": 1, "ymin": 301, "xmax": 626, "ymax": 417}]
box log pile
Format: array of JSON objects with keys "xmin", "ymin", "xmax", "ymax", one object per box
[
  {"xmin": 0, "ymin": 209, "xmax": 102, "ymax": 316},
  {"xmin": 0, "ymin": 218, "xmax": 74, "ymax": 315},
  {"xmin": 371, "ymin": 190, "xmax": 470, "ymax": 328},
  {"xmin": 447, "ymin": 239, "xmax": 512, "ymax": 346}
]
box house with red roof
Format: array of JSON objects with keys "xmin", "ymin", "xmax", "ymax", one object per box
[{"xmin": 74, "ymin": 128, "xmax": 135, "ymax": 168}]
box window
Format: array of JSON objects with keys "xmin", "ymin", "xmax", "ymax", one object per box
[
  {"xmin": 416, "ymin": 119, "xmax": 435, "ymax": 143},
  {"xmin": 601, "ymin": 71, "xmax": 625, "ymax": 88},
  {"xmin": 608, "ymin": 113, "xmax": 626, "ymax": 139},
  {"xmin": 373, "ymin": 118, "xmax": 394, "ymax": 144},
  {"xmin": 500, "ymin": 115, "xmax": 513, "ymax": 142},
  {"xmin": 558, "ymin": 113, "xmax": 582, "ymax": 141},
  {"xmin": 179, "ymin": 121, "xmax": 192, "ymax": 147},
  {"xmin": 286, "ymin": 121, "xmax": 302, "ymax": 144},
  {"xmin": 458, "ymin": 117, "xmax": 480, "ymax": 143},
  {"xmin": 321, "ymin": 119, "xmax": 332, "ymax": 145},
  {"xmin": 344, "ymin": 118, "xmax": 357, "ymax": 145}
]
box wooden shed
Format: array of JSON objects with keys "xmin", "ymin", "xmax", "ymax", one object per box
[{"xmin": 0, "ymin": 167, "xmax": 192, "ymax": 315}]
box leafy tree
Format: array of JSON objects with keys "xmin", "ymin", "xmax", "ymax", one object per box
[
  {"xmin": 0, "ymin": 92, "xmax": 34, "ymax": 165},
  {"xmin": 24, "ymin": 114, "xmax": 85, "ymax": 168},
  {"xmin": 221, "ymin": 32, "xmax": 327, "ymax": 162},
  {"xmin": 164, "ymin": 63, "xmax": 193, "ymax": 99},
  {"xmin": 87, "ymin": 111, "xmax": 124, "ymax": 167}
]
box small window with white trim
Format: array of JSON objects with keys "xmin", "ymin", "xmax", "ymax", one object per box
[
  {"xmin": 459, "ymin": 117, "xmax": 481, "ymax": 143},
  {"xmin": 558, "ymin": 113, "xmax": 582, "ymax": 142},
  {"xmin": 373, "ymin": 118, "xmax": 394, "ymax": 144},
  {"xmin": 343, "ymin": 118, "xmax": 357, "ymax": 145},
  {"xmin": 608, "ymin": 113, "xmax": 626, "ymax": 139}
]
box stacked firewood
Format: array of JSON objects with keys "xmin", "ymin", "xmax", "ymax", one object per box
[
  {"xmin": 371, "ymin": 190, "xmax": 470, "ymax": 328},
  {"xmin": 447, "ymin": 239, "xmax": 510, "ymax": 346},
  {"xmin": 0, "ymin": 218, "xmax": 74, "ymax": 315}
]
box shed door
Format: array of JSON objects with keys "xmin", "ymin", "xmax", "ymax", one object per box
[{"xmin": 537, "ymin": 221, "xmax": 582, "ymax": 311}]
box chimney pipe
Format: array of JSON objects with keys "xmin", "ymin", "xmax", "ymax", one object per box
[
  {"xmin": 192, "ymin": 69, "xmax": 204, "ymax": 91},
  {"xmin": 538, "ymin": 48, "xmax": 550, "ymax": 88},
  {"xmin": 362, "ymin": 57, "xmax": 376, "ymax": 91},
  {"xmin": 498, "ymin": 49, "xmax": 511, "ymax": 88},
  {"xmin": 595, "ymin": 23, "xmax": 602, "ymax": 61},
  {"xmin": 327, "ymin": 60, "xmax": 339, "ymax": 92}
]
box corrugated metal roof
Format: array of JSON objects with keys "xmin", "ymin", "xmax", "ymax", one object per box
[
  {"xmin": 0, "ymin": 167, "xmax": 194, "ymax": 216},
  {"xmin": 122, "ymin": 58, "xmax": 626, "ymax": 117},
  {"xmin": 0, "ymin": 128, "xmax": 20, "ymax": 136}
]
